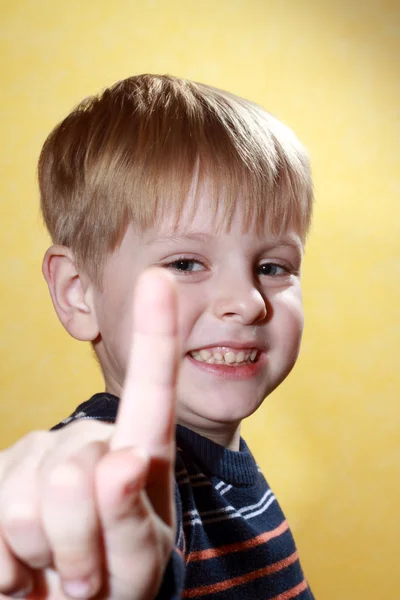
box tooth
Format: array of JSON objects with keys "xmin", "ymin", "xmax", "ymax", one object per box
[
  {"xmin": 193, "ymin": 348, "xmax": 257, "ymax": 365},
  {"xmin": 225, "ymin": 351, "xmax": 236, "ymax": 364},
  {"xmin": 235, "ymin": 351, "xmax": 245, "ymax": 363}
]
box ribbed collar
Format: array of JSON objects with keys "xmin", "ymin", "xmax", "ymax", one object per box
[
  {"xmin": 176, "ymin": 425, "xmax": 258, "ymax": 486},
  {"xmin": 77, "ymin": 393, "xmax": 258, "ymax": 487}
]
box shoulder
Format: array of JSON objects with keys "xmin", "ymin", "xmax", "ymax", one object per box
[{"xmin": 51, "ymin": 393, "xmax": 119, "ymax": 430}]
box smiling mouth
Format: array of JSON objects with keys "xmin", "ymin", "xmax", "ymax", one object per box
[{"xmin": 189, "ymin": 347, "xmax": 259, "ymax": 366}]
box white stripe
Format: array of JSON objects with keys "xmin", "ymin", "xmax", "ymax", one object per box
[
  {"xmin": 183, "ymin": 504, "xmax": 235, "ymax": 520},
  {"xmin": 183, "ymin": 517, "xmax": 203, "ymax": 526},
  {"xmin": 237, "ymin": 490, "xmax": 273, "ymax": 515},
  {"xmin": 242, "ymin": 494, "xmax": 276, "ymax": 520},
  {"xmin": 183, "ymin": 493, "xmax": 276, "ymax": 527},
  {"xmin": 201, "ymin": 495, "xmax": 275, "ymax": 525},
  {"xmin": 183, "ymin": 508, "xmax": 199, "ymax": 519},
  {"xmin": 220, "ymin": 484, "xmax": 232, "ymax": 496}
]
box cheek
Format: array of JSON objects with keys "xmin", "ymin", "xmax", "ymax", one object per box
[
  {"xmin": 271, "ymin": 290, "xmax": 304, "ymax": 352},
  {"xmin": 95, "ymin": 287, "xmax": 135, "ymax": 361},
  {"xmin": 175, "ymin": 285, "xmax": 206, "ymax": 350}
]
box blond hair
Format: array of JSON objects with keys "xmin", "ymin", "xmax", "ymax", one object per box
[{"xmin": 39, "ymin": 74, "xmax": 313, "ymax": 283}]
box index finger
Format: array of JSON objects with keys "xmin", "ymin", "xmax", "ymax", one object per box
[{"xmin": 111, "ymin": 268, "xmax": 179, "ymax": 457}]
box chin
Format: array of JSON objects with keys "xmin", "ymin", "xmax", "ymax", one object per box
[{"xmin": 182, "ymin": 389, "xmax": 266, "ymax": 426}]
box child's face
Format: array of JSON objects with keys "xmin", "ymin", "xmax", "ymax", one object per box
[{"xmin": 91, "ymin": 189, "xmax": 304, "ymax": 443}]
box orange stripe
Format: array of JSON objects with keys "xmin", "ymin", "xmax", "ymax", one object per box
[
  {"xmin": 187, "ymin": 520, "xmax": 289, "ymax": 563},
  {"xmin": 270, "ymin": 579, "xmax": 308, "ymax": 600},
  {"xmin": 182, "ymin": 550, "xmax": 299, "ymax": 598}
]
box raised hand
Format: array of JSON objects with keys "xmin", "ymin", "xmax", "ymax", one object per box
[{"xmin": 0, "ymin": 268, "xmax": 179, "ymax": 600}]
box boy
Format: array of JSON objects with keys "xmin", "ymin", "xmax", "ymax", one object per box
[{"xmin": 0, "ymin": 74, "xmax": 314, "ymax": 599}]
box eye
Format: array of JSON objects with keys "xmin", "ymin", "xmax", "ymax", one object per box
[
  {"xmin": 258, "ymin": 262, "xmax": 288, "ymax": 277},
  {"xmin": 166, "ymin": 258, "xmax": 205, "ymax": 273}
]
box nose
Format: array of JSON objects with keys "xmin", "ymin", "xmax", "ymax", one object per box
[{"xmin": 210, "ymin": 273, "xmax": 268, "ymax": 325}]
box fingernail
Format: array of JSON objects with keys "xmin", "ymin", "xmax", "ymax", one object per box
[{"xmin": 63, "ymin": 579, "xmax": 93, "ymax": 599}]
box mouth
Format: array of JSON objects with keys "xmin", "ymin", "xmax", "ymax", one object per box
[{"xmin": 189, "ymin": 346, "xmax": 260, "ymax": 367}]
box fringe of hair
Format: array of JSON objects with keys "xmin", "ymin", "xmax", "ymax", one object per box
[{"xmin": 39, "ymin": 74, "xmax": 313, "ymax": 283}]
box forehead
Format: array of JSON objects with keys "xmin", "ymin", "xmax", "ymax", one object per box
[
  {"xmin": 138, "ymin": 187, "xmax": 304, "ymax": 251},
  {"xmin": 119, "ymin": 140, "xmax": 311, "ymax": 254}
]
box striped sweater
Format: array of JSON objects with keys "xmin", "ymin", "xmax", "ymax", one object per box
[{"xmin": 53, "ymin": 393, "xmax": 314, "ymax": 599}]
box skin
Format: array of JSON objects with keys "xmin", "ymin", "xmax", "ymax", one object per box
[
  {"xmin": 91, "ymin": 192, "xmax": 304, "ymax": 449},
  {"xmin": 0, "ymin": 271, "xmax": 178, "ymax": 600},
  {"xmin": 0, "ymin": 188, "xmax": 305, "ymax": 599}
]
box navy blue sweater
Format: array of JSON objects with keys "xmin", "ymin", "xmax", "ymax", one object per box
[{"xmin": 53, "ymin": 393, "xmax": 314, "ymax": 599}]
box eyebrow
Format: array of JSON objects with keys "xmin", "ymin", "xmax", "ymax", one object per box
[
  {"xmin": 146, "ymin": 231, "xmax": 303, "ymax": 254},
  {"xmin": 145, "ymin": 232, "xmax": 213, "ymax": 245}
]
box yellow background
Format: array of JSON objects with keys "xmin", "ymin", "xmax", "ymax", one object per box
[{"xmin": 0, "ymin": 1, "xmax": 399, "ymax": 598}]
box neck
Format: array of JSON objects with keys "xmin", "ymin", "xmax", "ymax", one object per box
[
  {"xmin": 103, "ymin": 379, "xmax": 242, "ymax": 450},
  {"xmin": 177, "ymin": 420, "xmax": 241, "ymax": 450}
]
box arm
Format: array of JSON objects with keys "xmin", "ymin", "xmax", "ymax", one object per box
[{"xmin": 0, "ymin": 269, "xmax": 183, "ymax": 600}]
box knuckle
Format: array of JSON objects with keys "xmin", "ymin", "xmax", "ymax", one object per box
[
  {"xmin": 48, "ymin": 459, "xmax": 86, "ymax": 490},
  {"xmin": 15, "ymin": 430, "xmax": 50, "ymax": 459},
  {"xmin": 0, "ymin": 508, "xmax": 50, "ymax": 568},
  {"xmin": 41, "ymin": 454, "xmax": 89, "ymax": 490},
  {"xmin": 2, "ymin": 502, "xmax": 36, "ymax": 536},
  {"xmin": 0, "ymin": 475, "xmax": 50, "ymax": 569},
  {"xmin": 72, "ymin": 440, "xmax": 108, "ymax": 469},
  {"xmin": 0, "ymin": 470, "xmax": 37, "ymax": 532},
  {"xmin": 0, "ymin": 457, "xmax": 37, "ymax": 519},
  {"xmin": 41, "ymin": 460, "xmax": 94, "ymax": 520},
  {"xmin": 61, "ymin": 419, "xmax": 113, "ymax": 442},
  {"xmin": 38, "ymin": 422, "xmax": 112, "ymax": 476},
  {"xmin": 24, "ymin": 429, "xmax": 49, "ymax": 447},
  {"xmin": 0, "ymin": 431, "xmax": 48, "ymax": 482}
]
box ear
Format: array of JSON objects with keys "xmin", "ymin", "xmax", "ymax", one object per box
[{"xmin": 42, "ymin": 245, "xmax": 100, "ymax": 341}]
